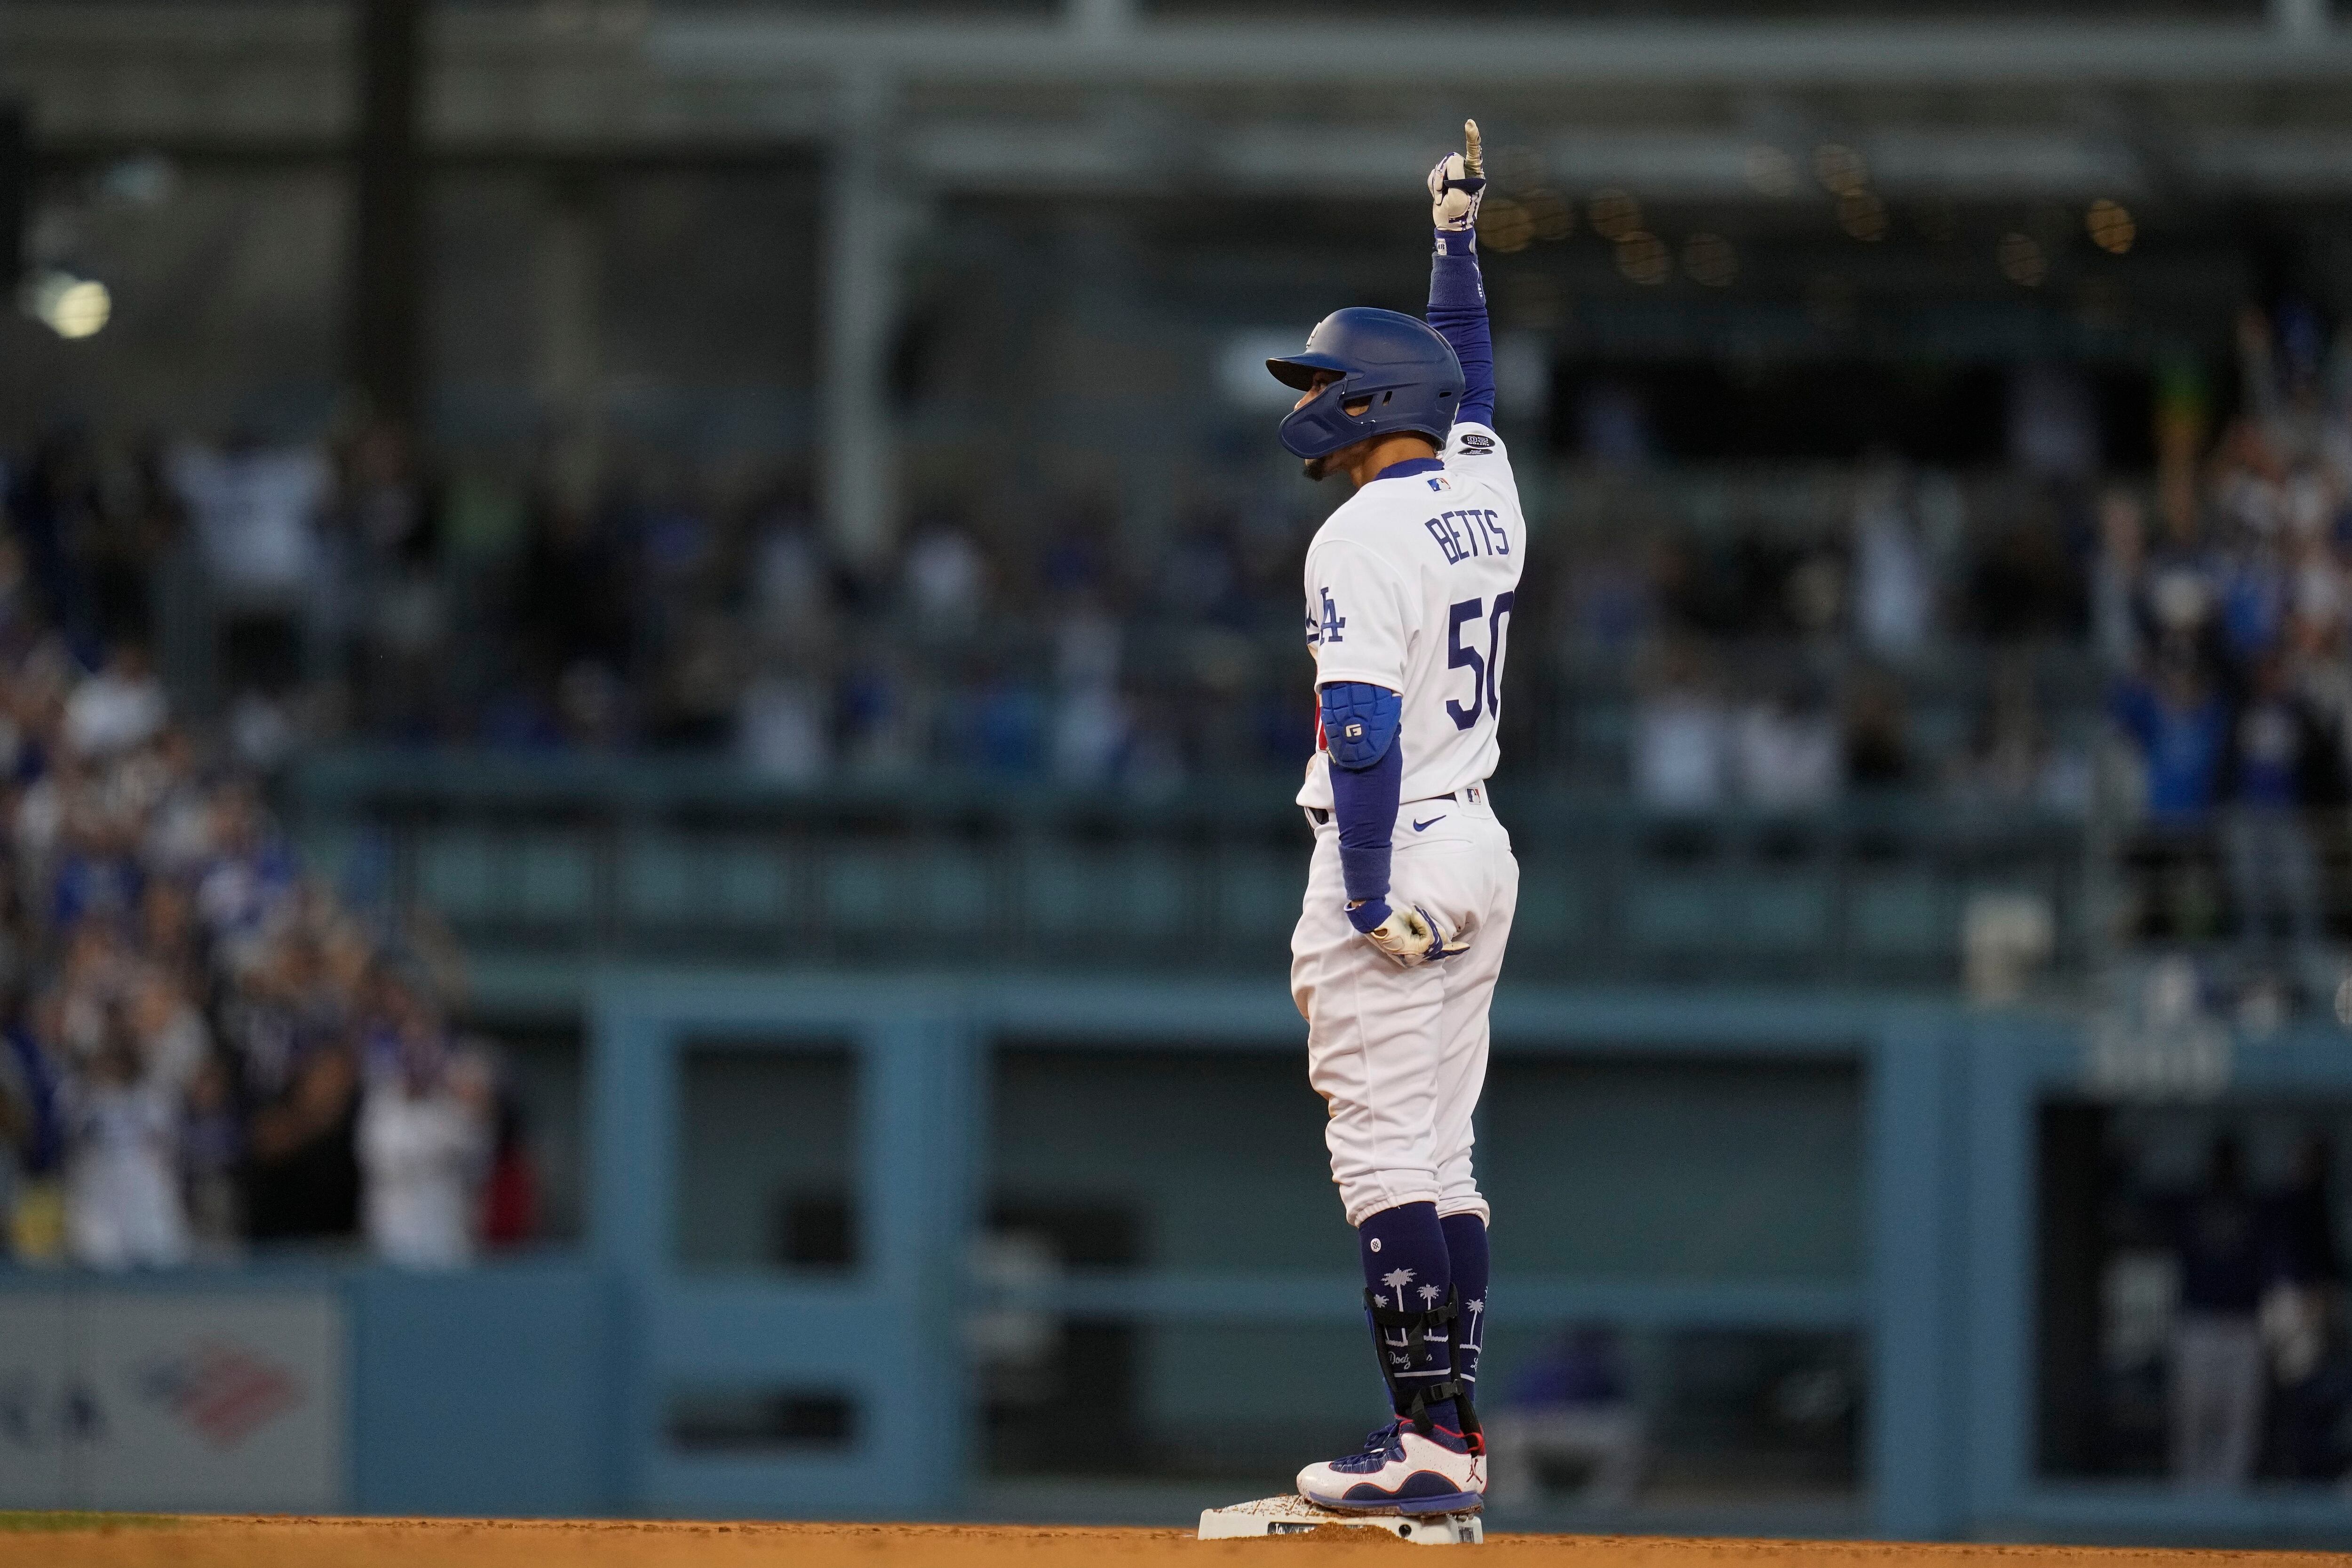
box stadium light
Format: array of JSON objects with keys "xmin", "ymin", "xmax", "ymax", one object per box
[
  {"xmin": 1616, "ymin": 231, "xmax": 1670, "ymax": 285},
  {"xmin": 25, "ymin": 270, "xmax": 112, "ymax": 338},
  {"xmin": 2086, "ymin": 198, "xmax": 2136, "ymax": 254},
  {"xmin": 1588, "ymin": 188, "xmax": 1642, "ymax": 240}
]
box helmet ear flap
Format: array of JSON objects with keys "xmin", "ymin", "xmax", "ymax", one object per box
[{"xmin": 1278, "ymin": 375, "xmax": 1375, "ymax": 460}]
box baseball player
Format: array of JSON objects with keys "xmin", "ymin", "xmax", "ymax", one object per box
[{"xmin": 1272, "ymin": 122, "xmax": 1519, "ymax": 1517}]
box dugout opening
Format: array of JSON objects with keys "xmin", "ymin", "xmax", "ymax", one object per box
[{"xmin": 2034, "ymin": 1096, "xmax": 2352, "ymax": 1486}]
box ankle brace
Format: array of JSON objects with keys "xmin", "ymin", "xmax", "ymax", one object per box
[{"xmin": 1363, "ymin": 1284, "xmax": 1484, "ymax": 1449}]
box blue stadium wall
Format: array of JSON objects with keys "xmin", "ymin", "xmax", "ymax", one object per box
[{"xmin": 8, "ymin": 974, "xmax": 2352, "ymax": 1543}]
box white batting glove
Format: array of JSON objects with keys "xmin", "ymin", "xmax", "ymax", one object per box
[
  {"xmin": 1354, "ymin": 900, "xmax": 1471, "ymax": 967},
  {"xmin": 1429, "ymin": 119, "xmax": 1486, "ymax": 232}
]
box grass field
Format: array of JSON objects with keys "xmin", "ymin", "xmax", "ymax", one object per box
[{"xmin": 6, "ymin": 1516, "xmax": 2352, "ymax": 1567}]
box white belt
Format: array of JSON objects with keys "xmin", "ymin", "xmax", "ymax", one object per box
[{"xmin": 1306, "ymin": 781, "xmax": 1487, "ymax": 828}]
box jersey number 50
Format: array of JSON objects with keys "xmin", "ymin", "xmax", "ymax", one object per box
[{"xmin": 1445, "ymin": 592, "xmax": 1515, "ymax": 731}]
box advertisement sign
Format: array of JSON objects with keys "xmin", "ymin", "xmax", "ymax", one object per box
[{"xmin": 0, "ymin": 1289, "xmax": 345, "ymax": 1512}]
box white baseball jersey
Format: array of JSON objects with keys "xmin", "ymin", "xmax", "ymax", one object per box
[{"xmin": 1297, "ymin": 421, "xmax": 1524, "ymax": 811}]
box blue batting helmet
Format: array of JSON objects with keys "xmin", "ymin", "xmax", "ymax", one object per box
[{"xmin": 1266, "ymin": 307, "xmax": 1463, "ymax": 461}]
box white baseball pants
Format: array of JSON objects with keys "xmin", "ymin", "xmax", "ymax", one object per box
[{"xmin": 1290, "ymin": 784, "xmax": 1518, "ymax": 1228}]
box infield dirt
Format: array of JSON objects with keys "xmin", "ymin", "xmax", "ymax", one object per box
[{"xmin": 7, "ymin": 1517, "xmax": 2350, "ymax": 1568}]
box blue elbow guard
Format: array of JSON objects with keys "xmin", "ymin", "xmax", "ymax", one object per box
[{"xmin": 1321, "ymin": 682, "xmax": 1401, "ymax": 769}]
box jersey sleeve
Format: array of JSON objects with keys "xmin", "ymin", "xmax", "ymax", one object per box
[
  {"xmin": 1444, "ymin": 421, "xmax": 1515, "ymax": 494},
  {"xmin": 1305, "ymin": 538, "xmax": 1412, "ymax": 692}
]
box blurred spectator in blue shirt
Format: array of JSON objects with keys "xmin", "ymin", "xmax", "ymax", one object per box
[
  {"xmin": 2111, "ymin": 652, "xmax": 2230, "ymax": 826},
  {"xmin": 2109, "ymin": 648, "xmax": 2233, "ymax": 940}
]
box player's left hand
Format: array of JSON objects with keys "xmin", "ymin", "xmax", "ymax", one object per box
[
  {"xmin": 1351, "ymin": 899, "xmax": 1471, "ymax": 966},
  {"xmin": 1430, "ymin": 119, "xmax": 1486, "ymax": 232}
]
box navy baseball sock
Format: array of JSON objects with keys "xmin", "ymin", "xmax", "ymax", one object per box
[
  {"xmin": 1359, "ymin": 1201, "xmax": 1460, "ymax": 1433},
  {"xmin": 1440, "ymin": 1212, "xmax": 1490, "ymax": 1427}
]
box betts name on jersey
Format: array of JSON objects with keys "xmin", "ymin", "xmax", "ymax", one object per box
[{"xmin": 1300, "ymin": 421, "xmax": 1525, "ymax": 812}]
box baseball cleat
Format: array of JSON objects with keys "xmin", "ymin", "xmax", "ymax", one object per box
[{"xmin": 1296, "ymin": 1420, "xmax": 1484, "ymax": 1514}]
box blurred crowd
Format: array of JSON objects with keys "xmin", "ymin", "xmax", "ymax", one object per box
[
  {"xmin": 0, "ymin": 369, "xmax": 2253, "ymax": 805},
  {"xmin": 0, "ymin": 620, "xmax": 537, "ymax": 1269},
  {"xmin": 1590, "ymin": 306, "xmax": 2352, "ymax": 999},
  {"xmin": 0, "ymin": 310, "xmax": 2337, "ymax": 825},
  {"xmin": 1, "ymin": 420, "xmax": 1324, "ymax": 788},
  {"xmin": 1606, "ymin": 457, "xmax": 2097, "ymax": 817},
  {"xmin": 6, "ymin": 329, "xmax": 2352, "ymax": 826},
  {"xmin": 0, "ymin": 411, "xmax": 2169, "ymax": 804},
  {"xmin": 2091, "ymin": 311, "xmax": 2352, "ymax": 995},
  {"xmin": 2098, "ymin": 338, "xmax": 2352, "ymax": 973}
]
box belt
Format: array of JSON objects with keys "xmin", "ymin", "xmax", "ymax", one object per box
[{"xmin": 1306, "ymin": 782, "xmax": 1485, "ymax": 828}]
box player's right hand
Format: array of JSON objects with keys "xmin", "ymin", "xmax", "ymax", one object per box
[
  {"xmin": 1355, "ymin": 899, "xmax": 1470, "ymax": 967},
  {"xmin": 1430, "ymin": 119, "xmax": 1486, "ymax": 232}
]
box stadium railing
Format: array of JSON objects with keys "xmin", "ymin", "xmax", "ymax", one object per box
[{"xmin": 286, "ymin": 748, "xmax": 2094, "ymax": 991}]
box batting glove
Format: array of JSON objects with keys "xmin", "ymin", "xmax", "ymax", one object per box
[
  {"xmin": 1429, "ymin": 119, "xmax": 1486, "ymax": 233},
  {"xmin": 1350, "ymin": 899, "xmax": 1471, "ymax": 967}
]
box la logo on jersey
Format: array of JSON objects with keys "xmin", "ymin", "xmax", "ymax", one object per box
[{"xmin": 1309, "ymin": 587, "xmax": 1346, "ymax": 647}]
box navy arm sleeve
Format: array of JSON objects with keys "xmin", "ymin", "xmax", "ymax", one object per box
[
  {"xmin": 1320, "ymin": 681, "xmax": 1403, "ymax": 930},
  {"xmin": 1428, "ymin": 230, "xmax": 1494, "ymax": 429}
]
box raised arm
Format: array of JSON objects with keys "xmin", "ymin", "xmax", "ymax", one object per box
[{"xmin": 1427, "ymin": 119, "xmax": 1495, "ymax": 430}]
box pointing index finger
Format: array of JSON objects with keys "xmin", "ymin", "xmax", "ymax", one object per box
[{"xmin": 1464, "ymin": 119, "xmax": 1483, "ymax": 178}]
